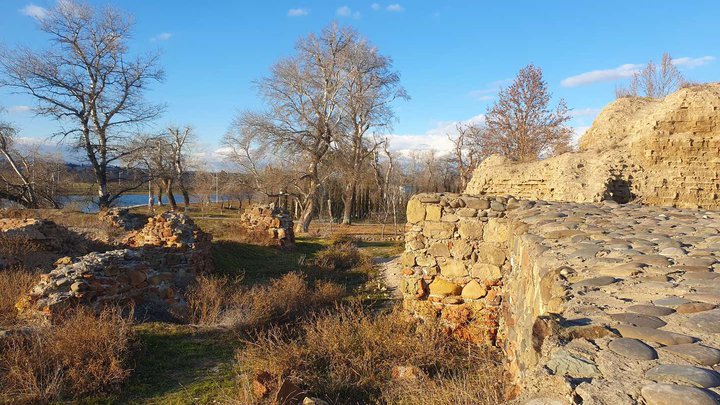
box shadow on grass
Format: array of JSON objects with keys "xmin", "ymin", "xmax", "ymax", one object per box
[
  {"xmin": 110, "ymin": 324, "xmax": 238, "ymax": 404},
  {"xmin": 212, "ymin": 237, "xmax": 326, "ymax": 283}
]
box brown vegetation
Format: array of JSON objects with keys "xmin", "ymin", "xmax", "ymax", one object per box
[
  {"xmin": 232, "ymin": 305, "xmax": 505, "ymax": 404},
  {"xmin": 313, "ymin": 239, "xmax": 370, "ymax": 271},
  {"xmin": 0, "ymin": 307, "xmax": 135, "ymax": 403},
  {"xmin": 615, "ymin": 52, "xmax": 685, "ymax": 99},
  {"xmin": 186, "ymin": 272, "xmax": 345, "ymax": 328},
  {"xmin": 0, "ymin": 268, "xmax": 38, "ymax": 327},
  {"xmin": 482, "ymin": 64, "xmax": 572, "ymax": 161}
]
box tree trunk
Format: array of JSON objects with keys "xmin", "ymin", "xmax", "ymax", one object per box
[
  {"xmin": 296, "ymin": 179, "xmax": 320, "ymax": 233},
  {"xmin": 98, "ymin": 179, "xmax": 110, "ymax": 209},
  {"xmin": 165, "ymin": 179, "xmax": 177, "ymax": 210},
  {"xmin": 178, "ymin": 176, "xmax": 190, "ymax": 206},
  {"xmin": 157, "ymin": 184, "xmax": 164, "ymax": 206},
  {"xmin": 341, "ymin": 181, "xmax": 356, "ymax": 225}
]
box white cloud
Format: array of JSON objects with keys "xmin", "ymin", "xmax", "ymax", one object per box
[
  {"xmin": 672, "ymin": 56, "xmax": 715, "ymax": 69},
  {"xmin": 386, "ymin": 4, "xmax": 404, "ymax": 12},
  {"xmin": 386, "ymin": 114, "xmax": 485, "ymax": 155},
  {"xmin": 336, "ymin": 6, "xmax": 360, "ymax": 18},
  {"xmin": 467, "ymin": 79, "xmax": 511, "ymax": 102},
  {"xmin": 570, "ymin": 107, "xmax": 601, "ymax": 117},
  {"xmin": 371, "ymin": 3, "xmax": 381, "ymax": 11},
  {"xmin": 19, "ymin": 4, "xmax": 48, "ymax": 20},
  {"xmin": 8, "ymin": 105, "xmax": 32, "ymax": 113},
  {"xmin": 151, "ymin": 32, "xmax": 172, "ymax": 42},
  {"xmin": 287, "ymin": 8, "xmax": 309, "ymax": 17},
  {"xmin": 561, "ymin": 64, "xmax": 642, "ymax": 87}
]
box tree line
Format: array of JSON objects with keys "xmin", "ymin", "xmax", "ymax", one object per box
[{"xmin": 0, "ymin": 1, "xmax": 695, "ymax": 231}]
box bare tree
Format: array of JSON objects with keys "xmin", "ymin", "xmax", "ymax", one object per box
[
  {"xmin": 616, "ymin": 53, "xmax": 685, "ymax": 99},
  {"xmin": 447, "ymin": 123, "xmax": 486, "ymax": 190},
  {"xmin": 232, "ymin": 24, "xmax": 360, "ymax": 233},
  {"xmin": 482, "ymin": 64, "xmax": 571, "ymax": 161},
  {"xmin": 337, "ymin": 37, "xmax": 407, "ymax": 225},
  {"xmin": 0, "ymin": 0, "xmax": 164, "ymax": 209},
  {"xmin": 167, "ymin": 126, "xmax": 195, "ymax": 207},
  {"xmin": 0, "ymin": 116, "xmax": 62, "ymax": 208}
]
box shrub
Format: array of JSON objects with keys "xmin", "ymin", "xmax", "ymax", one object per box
[
  {"xmin": 0, "ymin": 307, "xmax": 135, "ymax": 403},
  {"xmin": 0, "ymin": 234, "xmax": 40, "ymax": 259},
  {"xmin": 313, "ymin": 240, "xmax": 369, "ymax": 271},
  {"xmin": 186, "ymin": 272, "xmax": 345, "ymax": 329},
  {"xmin": 233, "ymin": 305, "xmax": 504, "ymax": 404},
  {"xmin": 0, "ymin": 267, "xmax": 38, "ymax": 328}
]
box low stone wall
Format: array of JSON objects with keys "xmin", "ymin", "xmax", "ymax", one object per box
[
  {"xmin": 238, "ymin": 204, "xmax": 296, "ymax": 250},
  {"xmin": 98, "ymin": 207, "xmax": 146, "ymax": 230},
  {"xmin": 401, "ymin": 193, "xmax": 525, "ymax": 344},
  {"xmin": 0, "ymin": 218, "xmax": 89, "ymax": 269},
  {"xmin": 17, "ymin": 211, "xmax": 212, "ymax": 321},
  {"xmin": 401, "ymin": 193, "xmax": 720, "ymax": 404}
]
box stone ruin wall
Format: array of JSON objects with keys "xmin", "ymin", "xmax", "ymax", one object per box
[
  {"xmin": 400, "ymin": 193, "xmax": 720, "ymax": 404},
  {"xmin": 466, "ymin": 84, "xmax": 720, "ymax": 210},
  {"xmin": 239, "ymin": 204, "xmax": 296, "ymax": 250},
  {"xmin": 401, "ymin": 193, "xmax": 518, "ymax": 345},
  {"xmin": 16, "ymin": 211, "xmax": 212, "ymax": 321},
  {"xmin": 400, "ymin": 194, "xmax": 561, "ymax": 376}
]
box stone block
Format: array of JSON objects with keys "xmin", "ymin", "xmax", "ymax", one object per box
[
  {"xmin": 476, "ymin": 243, "xmax": 506, "ymax": 266},
  {"xmin": 462, "ymin": 280, "xmax": 487, "ymax": 299},
  {"xmin": 458, "ymin": 221, "xmax": 484, "ymax": 240},
  {"xmin": 439, "ymin": 258, "xmax": 467, "ymax": 277},
  {"xmin": 471, "ymin": 263, "xmax": 502, "ymax": 281},
  {"xmin": 483, "ymin": 218, "xmax": 510, "ymax": 243},
  {"xmin": 422, "ymin": 222, "xmax": 455, "ymax": 239},
  {"xmin": 425, "ymin": 205, "xmax": 442, "ymax": 221},
  {"xmin": 428, "ymin": 243, "xmax": 451, "ymax": 258},
  {"xmin": 406, "ymin": 199, "xmax": 426, "ymax": 224},
  {"xmin": 428, "ymin": 278, "xmax": 462, "ymax": 296}
]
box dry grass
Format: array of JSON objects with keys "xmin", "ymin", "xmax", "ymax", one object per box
[
  {"xmin": 0, "ymin": 234, "xmax": 41, "ymax": 259},
  {"xmin": 186, "ymin": 272, "xmax": 345, "ymax": 328},
  {"xmin": 0, "ymin": 267, "xmax": 38, "ymax": 328},
  {"xmin": 313, "ymin": 239, "xmax": 370, "ymax": 271},
  {"xmin": 0, "ymin": 307, "xmax": 135, "ymax": 403},
  {"xmin": 232, "ymin": 305, "xmax": 505, "ymax": 404}
]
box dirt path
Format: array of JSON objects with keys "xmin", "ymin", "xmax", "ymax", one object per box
[{"xmin": 376, "ymin": 256, "xmax": 403, "ymax": 299}]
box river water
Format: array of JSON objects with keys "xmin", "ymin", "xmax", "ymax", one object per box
[{"xmin": 64, "ymin": 194, "xmax": 234, "ymax": 213}]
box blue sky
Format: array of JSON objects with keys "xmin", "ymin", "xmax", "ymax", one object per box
[{"xmin": 1, "ymin": 0, "xmax": 719, "ymax": 163}]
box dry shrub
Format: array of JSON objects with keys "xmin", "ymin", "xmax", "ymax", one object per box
[
  {"xmin": 0, "ymin": 307, "xmax": 135, "ymax": 403},
  {"xmin": 0, "ymin": 267, "xmax": 38, "ymax": 328},
  {"xmin": 313, "ymin": 240, "xmax": 369, "ymax": 271},
  {"xmin": 186, "ymin": 274, "xmax": 238, "ymax": 325},
  {"xmin": 234, "ymin": 305, "xmax": 504, "ymax": 404},
  {"xmin": 186, "ymin": 272, "xmax": 345, "ymax": 328},
  {"xmin": 0, "ymin": 234, "xmax": 40, "ymax": 259}
]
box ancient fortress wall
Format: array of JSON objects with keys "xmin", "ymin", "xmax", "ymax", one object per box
[
  {"xmin": 400, "ymin": 193, "xmax": 720, "ymax": 404},
  {"xmin": 466, "ymin": 84, "xmax": 720, "ymax": 209}
]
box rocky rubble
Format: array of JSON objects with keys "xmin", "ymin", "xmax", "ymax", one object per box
[
  {"xmin": 238, "ymin": 204, "xmax": 296, "ymax": 250},
  {"xmin": 400, "ymin": 193, "xmax": 720, "ymax": 404},
  {"xmin": 0, "ymin": 218, "xmax": 89, "ymax": 269},
  {"xmin": 98, "ymin": 207, "xmax": 147, "ymax": 230},
  {"xmin": 17, "ymin": 211, "xmax": 212, "ymax": 321}
]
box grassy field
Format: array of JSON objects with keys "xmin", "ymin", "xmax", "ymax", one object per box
[
  {"xmin": 79, "ymin": 211, "xmax": 403, "ymax": 404},
  {"xmin": 1, "ymin": 207, "xmax": 503, "ymax": 404}
]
